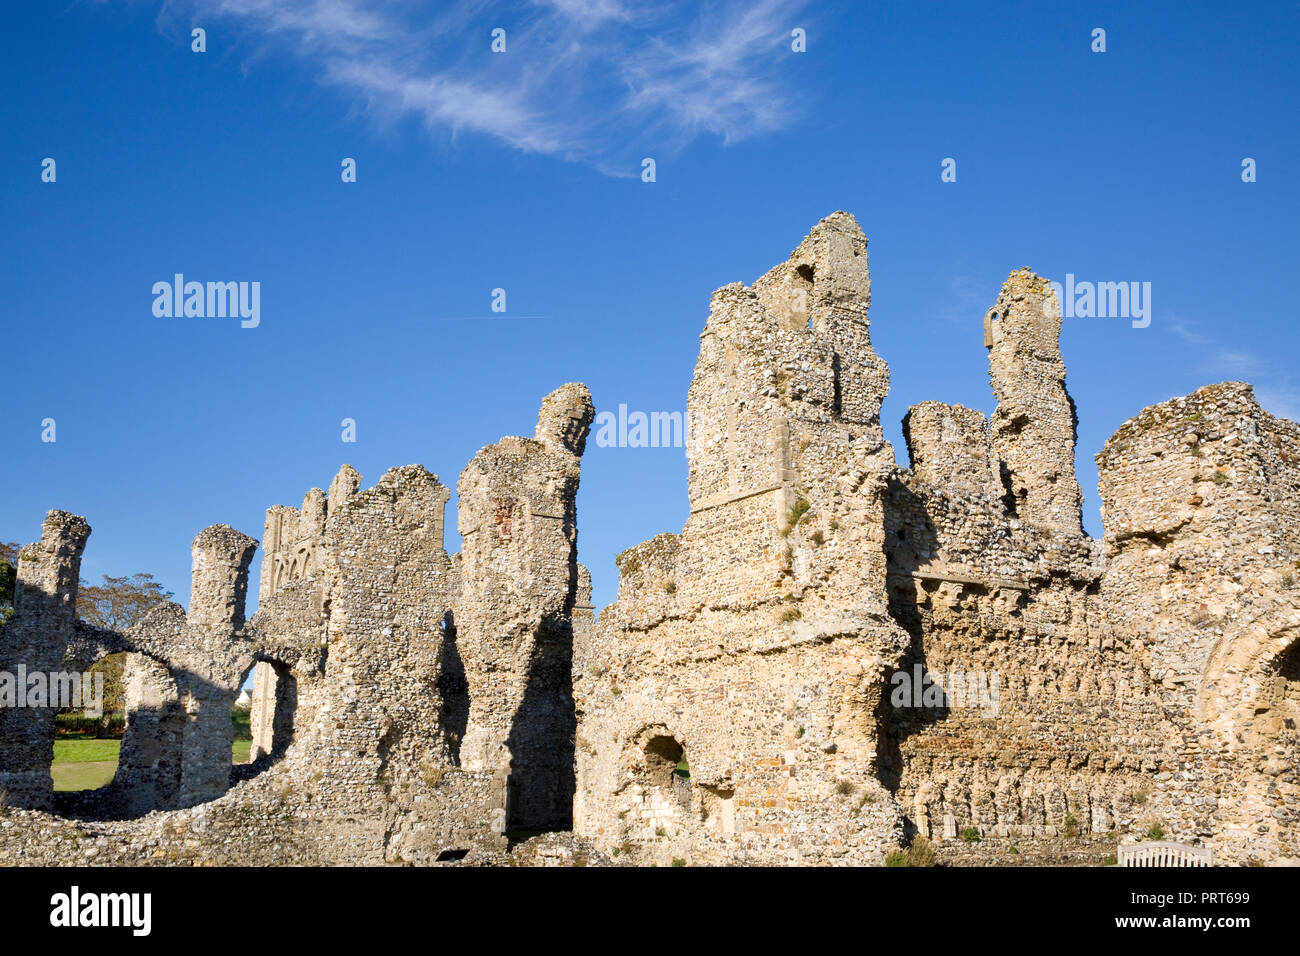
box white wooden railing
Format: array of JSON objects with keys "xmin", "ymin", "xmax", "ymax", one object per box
[{"xmin": 1118, "ymin": 841, "xmax": 1212, "ymax": 867}]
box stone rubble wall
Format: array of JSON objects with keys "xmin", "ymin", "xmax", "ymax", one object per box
[
  {"xmin": 2, "ymin": 214, "xmax": 1296, "ymax": 866},
  {"xmin": 575, "ymin": 213, "xmax": 911, "ymax": 865},
  {"xmin": 455, "ymin": 383, "xmax": 594, "ymax": 830},
  {"xmin": 0, "ymin": 512, "xmax": 91, "ymax": 809},
  {"xmin": 0, "ymin": 389, "xmax": 592, "ymax": 864},
  {"xmin": 1098, "ymin": 382, "xmax": 1300, "ymax": 863}
]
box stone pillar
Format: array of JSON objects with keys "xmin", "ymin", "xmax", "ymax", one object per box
[
  {"xmin": 456, "ymin": 384, "xmax": 593, "ymax": 829},
  {"xmin": 189, "ymin": 525, "xmax": 256, "ymax": 631},
  {"xmin": 115, "ymin": 653, "xmax": 184, "ymax": 815},
  {"xmin": 0, "ymin": 511, "xmax": 90, "ymax": 809},
  {"xmin": 176, "ymin": 525, "xmax": 257, "ymax": 806},
  {"xmin": 249, "ymin": 661, "xmax": 278, "ymax": 761},
  {"xmin": 985, "ymin": 269, "xmax": 1084, "ymax": 534},
  {"xmin": 13, "ymin": 511, "xmax": 89, "ymax": 624}
]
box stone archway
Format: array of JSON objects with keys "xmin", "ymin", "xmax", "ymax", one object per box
[
  {"xmin": 245, "ymin": 658, "xmax": 298, "ymax": 767},
  {"xmin": 1195, "ymin": 594, "xmax": 1300, "ymax": 861},
  {"xmin": 111, "ymin": 652, "xmax": 185, "ymax": 816},
  {"xmin": 1197, "ymin": 595, "xmax": 1300, "ymax": 747}
]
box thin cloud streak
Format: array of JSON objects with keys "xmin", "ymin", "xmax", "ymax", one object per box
[
  {"xmin": 1162, "ymin": 312, "xmax": 1297, "ymax": 422},
  {"xmin": 152, "ymin": 0, "xmax": 812, "ymax": 174}
]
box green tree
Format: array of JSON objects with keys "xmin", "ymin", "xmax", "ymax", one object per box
[
  {"xmin": 75, "ymin": 573, "xmax": 173, "ymax": 716},
  {"xmin": 78, "ymin": 573, "xmax": 172, "ymax": 633}
]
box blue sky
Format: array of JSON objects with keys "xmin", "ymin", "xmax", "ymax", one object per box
[{"xmin": 2, "ymin": 0, "xmax": 1297, "ymax": 614}]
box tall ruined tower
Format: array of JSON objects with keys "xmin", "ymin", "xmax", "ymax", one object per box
[
  {"xmin": 456, "ymin": 383, "xmax": 594, "ymax": 830},
  {"xmin": 984, "ymin": 269, "xmax": 1084, "ymax": 535},
  {"xmin": 575, "ymin": 213, "xmax": 912, "ymax": 865}
]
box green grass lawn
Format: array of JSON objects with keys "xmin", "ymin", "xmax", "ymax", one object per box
[
  {"xmin": 53, "ymin": 737, "xmax": 121, "ymax": 763},
  {"xmin": 52, "ymin": 760, "xmax": 119, "ymax": 792},
  {"xmin": 51, "ymin": 736, "xmax": 254, "ymax": 791}
]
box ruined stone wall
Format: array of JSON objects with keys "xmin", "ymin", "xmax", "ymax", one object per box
[
  {"xmin": 0, "ymin": 512, "xmax": 90, "ymax": 809},
  {"xmin": 3, "ymin": 213, "xmax": 1296, "ymax": 867},
  {"xmin": 1098, "ymin": 382, "xmax": 1300, "ymax": 863},
  {"xmin": 574, "ymin": 213, "xmax": 911, "ymax": 865},
  {"xmin": 880, "ymin": 509, "xmax": 1171, "ymax": 846},
  {"xmin": 577, "ymin": 222, "xmax": 1298, "ymax": 866},
  {"xmin": 0, "ymin": 388, "xmax": 592, "ymax": 864},
  {"xmin": 902, "ymin": 402, "xmax": 999, "ymax": 504}
]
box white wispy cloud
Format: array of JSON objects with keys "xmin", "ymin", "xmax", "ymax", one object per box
[
  {"xmin": 1162, "ymin": 311, "xmax": 1298, "ymax": 423},
  {"xmin": 1164, "ymin": 313, "xmax": 1262, "ymax": 379},
  {"xmin": 147, "ymin": 0, "xmax": 812, "ymax": 174}
]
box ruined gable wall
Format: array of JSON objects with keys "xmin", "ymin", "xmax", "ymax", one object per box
[{"xmin": 575, "ymin": 213, "xmax": 911, "ymax": 865}]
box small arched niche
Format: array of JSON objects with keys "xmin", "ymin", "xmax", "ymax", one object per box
[{"xmin": 642, "ymin": 733, "xmax": 691, "ymax": 810}]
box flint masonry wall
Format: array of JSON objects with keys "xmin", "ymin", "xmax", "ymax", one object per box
[
  {"xmin": 574, "ymin": 213, "xmax": 911, "ymax": 865},
  {"xmin": 1098, "ymin": 382, "xmax": 1300, "ymax": 863},
  {"xmin": 0, "ymin": 512, "xmax": 90, "ymax": 809},
  {"xmin": 577, "ymin": 225, "xmax": 1297, "ymax": 867},
  {"xmin": 3, "ymin": 214, "xmax": 1297, "ymax": 866},
  {"xmin": 456, "ymin": 383, "xmax": 594, "ymax": 830},
  {"xmin": 0, "ymin": 388, "xmax": 593, "ymax": 864},
  {"xmin": 881, "ymin": 271, "xmax": 1170, "ymax": 855}
]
